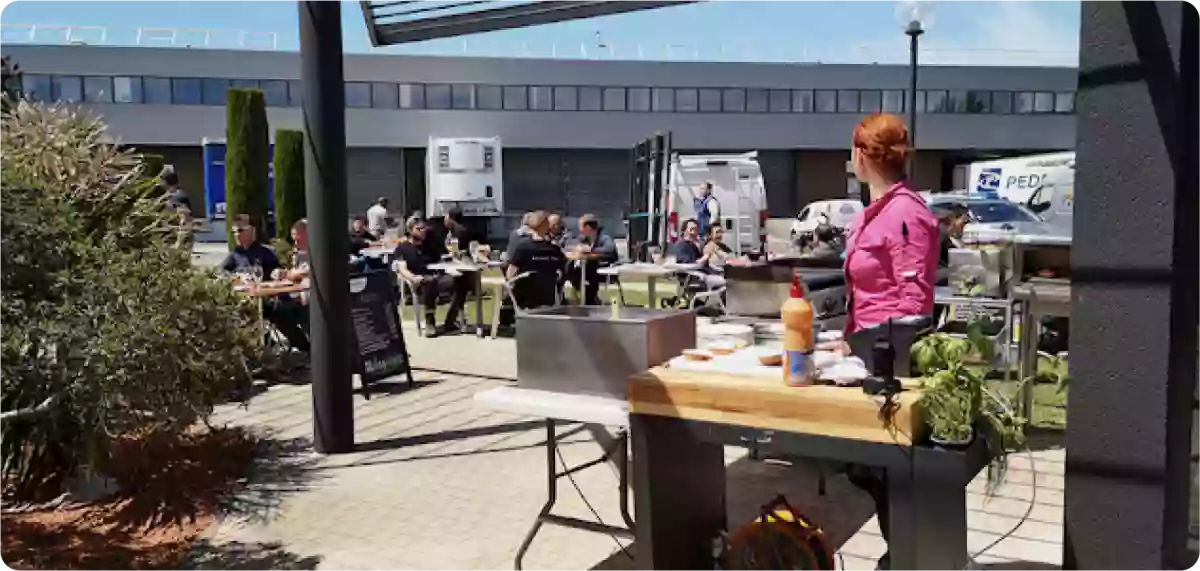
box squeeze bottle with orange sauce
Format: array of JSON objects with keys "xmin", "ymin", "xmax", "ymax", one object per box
[{"xmin": 781, "ymin": 270, "xmax": 817, "ymax": 387}]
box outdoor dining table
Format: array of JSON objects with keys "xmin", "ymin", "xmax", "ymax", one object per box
[
  {"xmin": 428, "ymin": 259, "xmax": 504, "ymax": 337},
  {"xmin": 608, "ymin": 262, "xmax": 702, "ymax": 309}
]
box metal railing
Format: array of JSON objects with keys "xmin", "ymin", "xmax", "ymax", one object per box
[{"xmin": 0, "ymin": 23, "xmax": 1078, "ymax": 66}]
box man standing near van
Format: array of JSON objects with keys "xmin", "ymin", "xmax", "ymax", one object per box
[{"xmin": 694, "ymin": 181, "xmax": 722, "ymax": 237}]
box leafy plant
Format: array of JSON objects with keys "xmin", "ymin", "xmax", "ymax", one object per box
[
  {"xmin": 1, "ymin": 101, "xmax": 258, "ymax": 501},
  {"xmin": 273, "ymin": 129, "xmax": 305, "ymax": 242},
  {"xmin": 913, "ymin": 320, "xmax": 1028, "ymax": 492},
  {"xmin": 225, "ymin": 88, "xmax": 270, "ymax": 249}
]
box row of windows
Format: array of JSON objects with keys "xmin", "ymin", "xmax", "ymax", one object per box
[{"xmin": 22, "ymin": 74, "xmax": 1077, "ymax": 115}]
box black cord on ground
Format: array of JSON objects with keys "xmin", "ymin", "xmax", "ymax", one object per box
[{"xmin": 555, "ymin": 443, "xmax": 635, "ymax": 563}]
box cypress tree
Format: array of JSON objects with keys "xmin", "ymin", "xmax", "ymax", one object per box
[
  {"xmin": 273, "ymin": 129, "xmax": 306, "ymax": 242},
  {"xmin": 224, "ymin": 88, "xmax": 270, "ymax": 249}
]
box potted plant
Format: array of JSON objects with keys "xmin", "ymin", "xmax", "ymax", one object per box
[{"xmin": 912, "ymin": 321, "xmax": 1029, "ymax": 488}]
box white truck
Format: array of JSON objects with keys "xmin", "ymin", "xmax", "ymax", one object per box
[
  {"xmin": 956, "ymin": 151, "xmax": 1075, "ymax": 232},
  {"xmin": 426, "ymin": 136, "xmax": 504, "ymax": 238},
  {"xmin": 662, "ymin": 151, "xmax": 769, "ymax": 256}
]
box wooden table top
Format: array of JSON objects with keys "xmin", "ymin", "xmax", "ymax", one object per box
[
  {"xmin": 628, "ymin": 366, "xmax": 926, "ymax": 446},
  {"xmin": 235, "ymin": 282, "xmax": 309, "ymax": 298}
]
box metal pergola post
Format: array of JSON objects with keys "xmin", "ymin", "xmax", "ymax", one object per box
[
  {"xmin": 299, "ymin": 0, "xmax": 355, "ymax": 454},
  {"xmin": 1065, "ymin": 2, "xmax": 1197, "ymax": 568}
]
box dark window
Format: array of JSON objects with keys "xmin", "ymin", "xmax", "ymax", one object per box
[
  {"xmin": 578, "ymin": 87, "xmax": 602, "ymax": 111},
  {"xmin": 698, "ymin": 88, "xmax": 721, "ymax": 112},
  {"xmin": 529, "ymin": 86, "xmax": 553, "ymax": 111},
  {"xmin": 965, "ymin": 90, "xmax": 991, "ymax": 113},
  {"xmin": 144, "ymin": 77, "xmax": 171, "ymax": 104},
  {"xmin": 1034, "ymin": 92, "xmax": 1055, "ymax": 113},
  {"xmin": 262, "ymin": 80, "xmax": 288, "ymax": 107},
  {"xmin": 792, "ymin": 89, "xmax": 813, "ymax": 112},
  {"xmin": 991, "ymin": 91, "xmax": 1012, "ymax": 114},
  {"xmin": 503, "ymin": 85, "xmax": 528, "ymax": 110},
  {"xmin": 814, "ymin": 90, "xmax": 836, "ymax": 112},
  {"xmin": 53, "ymin": 76, "xmax": 83, "ymax": 103},
  {"xmin": 925, "ymin": 90, "xmax": 947, "ymax": 113},
  {"xmin": 882, "ymin": 90, "xmax": 905, "ymax": 113},
  {"xmin": 602, "ymin": 87, "xmax": 626, "ymax": 111},
  {"xmin": 1015, "ymin": 92, "xmax": 1035, "ymax": 114},
  {"xmin": 722, "ymin": 88, "xmax": 745, "ymax": 112},
  {"xmin": 22, "ymin": 74, "xmax": 51, "ymax": 102},
  {"xmin": 746, "ymin": 88, "xmax": 768, "ymax": 112},
  {"xmin": 652, "ymin": 87, "xmax": 674, "ymax": 112},
  {"xmin": 554, "ymin": 86, "xmax": 577, "ymax": 111},
  {"xmin": 452, "ymin": 84, "xmax": 475, "ymax": 109},
  {"xmin": 478, "ymin": 85, "xmax": 503, "ymax": 110},
  {"xmin": 113, "ymin": 76, "xmax": 142, "ymax": 103},
  {"xmin": 859, "ymin": 90, "xmax": 882, "ymax": 113},
  {"xmin": 399, "ymin": 84, "xmax": 424, "ymax": 109},
  {"xmin": 371, "ymin": 82, "xmax": 398, "ymax": 108},
  {"xmin": 345, "ymin": 82, "xmax": 371, "ymax": 108},
  {"xmin": 1054, "ymin": 92, "xmax": 1075, "ymax": 113},
  {"xmin": 83, "ymin": 76, "xmax": 112, "ymax": 103},
  {"xmin": 946, "ymin": 90, "xmax": 969, "ymax": 113},
  {"xmin": 288, "ymin": 80, "xmax": 302, "ymax": 107},
  {"xmin": 231, "ymin": 79, "xmax": 259, "ymax": 89},
  {"xmin": 170, "ymin": 78, "xmax": 201, "ymax": 105},
  {"xmin": 837, "ymin": 90, "xmax": 859, "ymax": 112},
  {"xmin": 202, "ymin": 78, "xmax": 230, "ymax": 105},
  {"xmin": 675, "ymin": 88, "xmax": 698, "ymax": 112},
  {"xmin": 768, "ymin": 89, "xmax": 790, "ymax": 112},
  {"xmin": 628, "ymin": 87, "xmax": 651, "ymax": 112},
  {"xmin": 426, "ymin": 84, "xmax": 452, "ymax": 109}
]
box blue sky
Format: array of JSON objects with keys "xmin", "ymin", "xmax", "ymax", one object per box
[{"xmin": 1, "ymin": 1, "xmax": 1081, "ymax": 66}]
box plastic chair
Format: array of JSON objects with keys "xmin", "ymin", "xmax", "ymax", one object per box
[{"xmin": 392, "ymin": 261, "xmax": 426, "ymax": 336}]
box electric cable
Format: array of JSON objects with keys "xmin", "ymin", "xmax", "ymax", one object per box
[{"xmin": 555, "ymin": 430, "xmax": 635, "ymax": 563}]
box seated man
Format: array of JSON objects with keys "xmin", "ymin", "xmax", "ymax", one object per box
[
  {"xmin": 670, "ymin": 218, "xmax": 704, "ymax": 264},
  {"xmin": 221, "ymin": 214, "xmax": 310, "ymax": 353},
  {"xmin": 348, "ymin": 214, "xmax": 377, "ymax": 254},
  {"xmin": 565, "ymin": 213, "xmax": 618, "ymax": 306},
  {"xmin": 393, "ymin": 217, "xmax": 471, "ymax": 337},
  {"xmin": 506, "ymin": 210, "xmax": 567, "ymax": 310}
]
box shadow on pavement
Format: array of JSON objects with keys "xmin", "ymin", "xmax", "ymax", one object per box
[
  {"xmin": 181, "ymin": 539, "xmax": 322, "ymax": 570},
  {"xmin": 354, "ymin": 418, "xmax": 551, "ymax": 453},
  {"xmin": 219, "ymin": 435, "xmax": 326, "ymax": 525}
]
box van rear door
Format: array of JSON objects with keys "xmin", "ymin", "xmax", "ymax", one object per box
[{"xmin": 728, "ymin": 164, "xmax": 766, "ymax": 255}]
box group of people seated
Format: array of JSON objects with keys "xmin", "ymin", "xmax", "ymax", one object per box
[
  {"xmin": 220, "ymin": 214, "xmax": 313, "ymax": 356},
  {"xmin": 390, "ymin": 208, "xmax": 619, "ymax": 337},
  {"xmin": 668, "ymin": 218, "xmax": 735, "ymax": 290}
]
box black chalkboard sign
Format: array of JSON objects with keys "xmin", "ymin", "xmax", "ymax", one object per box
[{"xmin": 349, "ymin": 269, "xmax": 413, "ymax": 393}]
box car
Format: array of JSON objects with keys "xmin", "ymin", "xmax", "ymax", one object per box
[
  {"xmin": 927, "ymin": 194, "xmax": 1071, "ymax": 242},
  {"xmin": 791, "ymin": 198, "xmax": 863, "ymax": 241}
]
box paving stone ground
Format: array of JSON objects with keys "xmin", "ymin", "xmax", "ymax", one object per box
[{"xmin": 197, "ymin": 328, "xmax": 1065, "ymax": 570}]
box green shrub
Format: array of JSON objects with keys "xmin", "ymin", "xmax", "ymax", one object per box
[
  {"xmin": 225, "ymin": 88, "xmax": 270, "ymax": 249},
  {"xmin": 1, "ymin": 101, "xmax": 258, "ymax": 500},
  {"xmin": 273, "ymin": 129, "xmax": 305, "ymax": 242}
]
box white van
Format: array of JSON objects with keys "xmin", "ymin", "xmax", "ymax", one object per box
[
  {"xmin": 791, "ymin": 198, "xmax": 863, "ymax": 241},
  {"xmin": 662, "ymin": 152, "xmax": 768, "ymax": 255}
]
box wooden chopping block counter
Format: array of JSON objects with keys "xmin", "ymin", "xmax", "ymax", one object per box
[
  {"xmin": 626, "ymin": 366, "xmax": 990, "ymax": 571},
  {"xmin": 629, "ymin": 367, "xmax": 926, "ymax": 445}
]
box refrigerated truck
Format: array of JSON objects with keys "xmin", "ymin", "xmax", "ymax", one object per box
[{"xmin": 426, "ymin": 136, "xmax": 504, "ymax": 240}]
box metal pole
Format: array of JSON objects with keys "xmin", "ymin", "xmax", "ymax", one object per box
[
  {"xmin": 905, "ymin": 23, "xmax": 922, "ymax": 180},
  {"xmin": 299, "ymin": 0, "xmax": 354, "ymax": 454}
]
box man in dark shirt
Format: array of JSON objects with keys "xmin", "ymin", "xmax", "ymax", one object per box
[
  {"xmin": 670, "ymin": 218, "xmax": 703, "ymax": 264},
  {"xmin": 393, "ymin": 217, "xmax": 471, "ymax": 337},
  {"xmin": 507, "ymin": 210, "xmax": 566, "ymax": 310},
  {"xmin": 442, "ymin": 206, "xmax": 474, "ymax": 254},
  {"xmin": 348, "ymin": 215, "xmax": 376, "ymax": 254},
  {"xmin": 566, "ymin": 213, "xmax": 618, "ymax": 306},
  {"xmin": 221, "ymin": 214, "xmax": 309, "ymax": 353},
  {"xmin": 161, "ymin": 170, "xmax": 191, "ymax": 214}
]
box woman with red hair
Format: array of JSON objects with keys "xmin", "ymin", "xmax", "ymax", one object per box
[{"xmin": 841, "ymin": 113, "xmax": 939, "ymax": 570}]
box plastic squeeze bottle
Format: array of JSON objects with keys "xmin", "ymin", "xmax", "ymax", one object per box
[{"xmin": 781, "ymin": 270, "xmax": 817, "ymax": 386}]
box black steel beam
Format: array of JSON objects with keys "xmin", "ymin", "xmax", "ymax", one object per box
[
  {"xmin": 1064, "ymin": 1, "xmax": 1197, "ymax": 568},
  {"xmin": 299, "ymin": 0, "xmax": 355, "ymax": 454},
  {"xmin": 368, "ymin": 1, "xmax": 695, "ymax": 46}
]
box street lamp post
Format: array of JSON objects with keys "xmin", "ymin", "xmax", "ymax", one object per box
[
  {"xmin": 905, "ymin": 20, "xmax": 923, "ymax": 179},
  {"xmin": 896, "ymin": 1, "xmax": 935, "ymax": 180}
]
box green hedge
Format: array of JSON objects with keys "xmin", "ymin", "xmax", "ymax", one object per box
[
  {"xmin": 225, "ymin": 88, "xmax": 270, "ymax": 249},
  {"xmin": 273, "ymin": 129, "xmax": 305, "ymax": 242}
]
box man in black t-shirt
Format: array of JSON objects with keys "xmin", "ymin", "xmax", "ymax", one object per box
[
  {"xmin": 393, "ymin": 217, "xmax": 471, "ymax": 337},
  {"xmin": 221, "ymin": 214, "xmax": 309, "ymax": 353},
  {"xmin": 507, "ymin": 210, "xmax": 566, "ymax": 310},
  {"xmin": 669, "ymin": 218, "xmax": 703, "ymax": 264}
]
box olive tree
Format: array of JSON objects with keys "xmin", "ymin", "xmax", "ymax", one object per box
[{"xmin": 0, "ymin": 101, "xmax": 258, "ymax": 500}]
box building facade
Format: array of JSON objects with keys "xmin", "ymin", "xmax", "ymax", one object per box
[{"xmin": 7, "ymin": 44, "xmax": 1078, "ymax": 230}]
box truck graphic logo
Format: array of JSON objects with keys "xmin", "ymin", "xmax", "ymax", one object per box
[{"xmin": 975, "ymin": 168, "xmax": 1002, "ymax": 198}]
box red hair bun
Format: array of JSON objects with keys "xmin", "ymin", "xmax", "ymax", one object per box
[{"xmin": 853, "ymin": 113, "xmax": 911, "ymax": 176}]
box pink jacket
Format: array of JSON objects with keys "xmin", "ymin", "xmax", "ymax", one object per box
[{"xmin": 843, "ymin": 181, "xmax": 939, "ymax": 334}]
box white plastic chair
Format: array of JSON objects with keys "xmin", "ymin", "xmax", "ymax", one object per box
[{"xmin": 392, "ymin": 261, "xmax": 426, "ymax": 336}]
